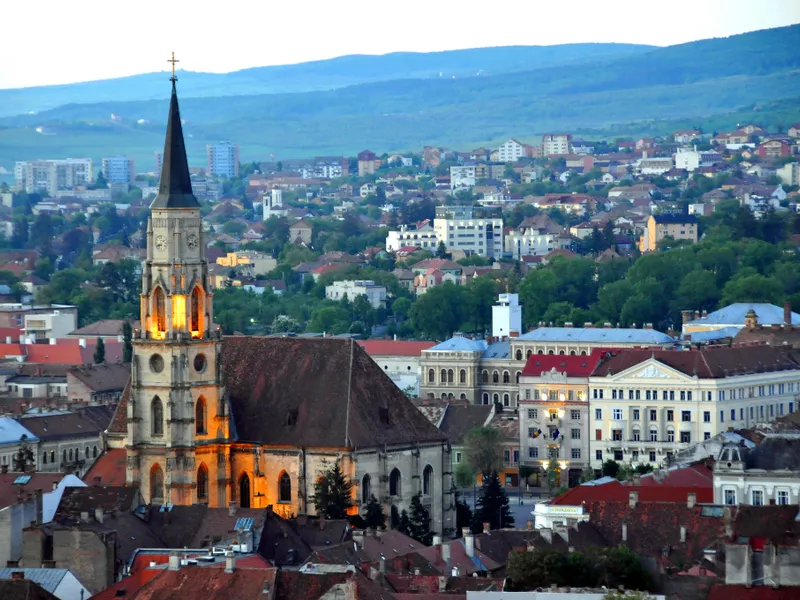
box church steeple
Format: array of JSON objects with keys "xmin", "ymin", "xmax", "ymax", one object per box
[{"xmin": 150, "ymin": 64, "xmax": 200, "ymax": 210}]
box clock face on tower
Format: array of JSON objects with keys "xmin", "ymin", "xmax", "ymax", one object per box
[
  {"xmin": 187, "ymin": 234, "xmax": 199, "ymax": 250},
  {"xmin": 155, "ymin": 235, "xmax": 167, "ymax": 251}
]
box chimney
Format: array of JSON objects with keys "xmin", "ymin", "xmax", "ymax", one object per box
[
  {"xmin": 526, "ymin": 519, "xmax": 533, "ymax": 530},
  {"xmin": 78, "ymin": 338, "xmax": 86, "ymax": 348},
  {"xmin": 584, "ymin": 322, "xmax": 594, "ymax": 328},
  {"xmin": 687, "ymin": 493, "xmax": 696, "ymax": 509},
  {"xmin": 95, "ymin": 508, "xmax": 104, "ymax": 524},
  {"xmin": 34, "ymin": 489, "xmax": 43, "ymax": 524},
  {"xmin": 694, "ymin": 310, "xmax": 700, "ymax": 320},
  {"xmin": 702, "ymin": 310, "xmax": 708, "ymax": 318},
  {"xmin": 228, "ymin": 501, "xmax": 237, "ymax": 517},
  {"xmin": 49, "ymin": 338, "xmax": 56, "ymax": 345},
  {"xmin": 379, "ymin": 556, "xmax": 386, "ymax": 574},
  {"xmin": 463, "ymin": 528, "xmax": 474, "ymax": 557},
  {"xmin": 432, "ymin": 534, "xmax": 442, "ymax": 546},
  {"xmin": 11, "ymin": 571, "xmax": 24, "ymax": 580},
  {"xmin": 680, "ymin": 526, "xmax": 687, "ymax": 543},
  {"xmin": 441, "ymin": 542, "xmax": 451, "ymax": 567},
  {"xmin": 225, "ymin": 552, "xmax": 235, "ymax": 574},
  {"xmin": 509, "ymin": 330, "xmax": 519, "ymax": 338},
  {"xmin": 724, "ymin": 507, "xmax": 733, "ymax": 538},
  {"xmin": 168, "ymin": 550, "xmax": 180, "ymax": 571},
  {"xmin": 353, "ymin": 530, "xmax": 365, "ymax": 549},
  {"xmin": 5, "ymin": 336, "xmax": 10, "ymax": 344},
  {"xmin": 785, "ymin": 301, "xmax": 792, "ymax": 328},
  {"xmin": 483, "ymin": 522, "xmax": 490, "ymax": 534},
  {"xmin": 622, "ymin": 523, "xmax": 628, "ymax": 542},
  {"xmin": 681, "ymin": 310, "xmax": 693, "ymax": 325},
  {"xmin": 628, "ymin": 491, "xmax": 638, "ymax": 509},
  {"xmin": 438, "ymin": 576, "xmax": 447, "ymax": 593}
]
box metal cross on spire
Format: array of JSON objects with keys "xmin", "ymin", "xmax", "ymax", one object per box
[{"xmin": 168, "ymin": 52, "xmax": 179, "ymax": 82}]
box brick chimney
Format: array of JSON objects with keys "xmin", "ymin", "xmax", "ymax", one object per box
[
  {"xmin": 628, "ymin": 491, "xmax": 638, "ymax": 509},
  {"xmin": 687, "ymin": 493, "xmax": 696, "ymax": 509},
  {"xmin": 11, "ymin": 571, "xmax": 24, "ymax": 580},
  {"xmin": 785, "ymin": 301, "xmax": 792, "ymax": 328}
]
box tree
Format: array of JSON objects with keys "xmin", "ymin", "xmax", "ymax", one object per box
[
  {"xmin": 602, "ymin": 460, "xmax": 620, "ymax": 478},
  {"xmin": 453, "ymin": 462, "xmax": 477, "ymax": 488},
  {"xmin": 409, "ymin": 283, "xmax": 468, "ymax": 340},
  {"xmin": 464, "ymin": 427, "xmax": 504, "ymax": 477},
  {"xmin": 721, "ymin": 273, "xmax": 784, "ymax": 305},
  {"xmin": 11, "ymin": 218, "xmax": 28, "ymax": 248},
  {"xmin": 580, "ymin": 467, "xmax": 597, "ymax": 483},
  {"xmin": 455, "ymin": 491, "xmax": 472, "ymax": 536},
  {"xmin": 436, "ymin": 241, "xmax": 451, "ymax": 260},
  {"xmin": 407, "ymin": 493, "xmax": 433, "ymax": 545},
  {"xmin": 518, "ymin": 465, "xmax": 535, "ymax": 487},
  {"xmin": 93, "ymin": 337, "xmax": 106, "ymax": 364},
  {"xmin": 396, "ymin": 509, "xmax": 411, "ymax": 536},
  {"xmin": 12, "ymin": 435, "xmax": 35, "ymax": 472},
  {"xmin": 311, "ymin": 460, "xmax": 354, "ymax": 519},
  {"xmin": 363, "ymin": 495, "xmax": 386, "ymax": 529},
  {"xmin": 472, "ymin": 472, "xmax": 514, "ymax": 531},
  {"xmin": 122, "ymin": 320, "xmax": 133, "ymax": 363}
]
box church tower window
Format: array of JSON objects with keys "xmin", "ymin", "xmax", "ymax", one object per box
[
  {"xmin": 279, "ymin": 472, "xmax": 291, "ymax": 503},
  {"xmin": 151, "ymin": 464, "xmax": 165, "ymax": 504},
  {"xmin": 151, "ymin": 396, "xmax": 164, "ymax": 436},
  {"xmin": 197, "ymin": 464, "xmax": 209, "ymax": 500},
  {"xmin": 153, "ymin": 287, "xmax": 166, "ymax": 336},
  {"xmin": 195, "ymin": 397, "xmax": 207, "ymax": 434},
  {"xmin": 191, "ymin": 287, "xmax": 203, "ymax": 335}
]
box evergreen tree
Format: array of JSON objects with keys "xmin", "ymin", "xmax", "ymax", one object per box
[
  {"xmin": 311, "ymin": 460, "xmax": 353, "ymax": 519},
  {"xmin": 407, "ymin": 493, "xmax": 433, "ymax": 545},
  {"xmin": 396, "ymin": 508, "xmax": 411, "ymax": 536},
  {"xmin": 455, "ymin": 492, "xmax": 472, "ymax": 536},
  {"xmin": 472, "ymin": 472, "xmax": 514, "ymax": 532},
  {"xmin": 122, "ymin": 321, "xmax": 133, "ymax": 364},
  {"xmin": 12, "ymin": 436, "xmax": 35, "ymax": 472},
  {"xmin": 363, "ymin": 495, "xmax": 386, "ymax": 529},
  {"xmin": 93, "ymin": 337, "xmax": 106, "ymax": 364}
]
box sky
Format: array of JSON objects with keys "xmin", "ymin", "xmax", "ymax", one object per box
[{"xmin": 2, "ymin": 0, "xmax": 799, "ymax": 89}]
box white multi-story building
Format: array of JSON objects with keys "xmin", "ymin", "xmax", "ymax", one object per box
[
  {"xmin": 385, "ymin": 224, "xmax": 439, "ymax": 252},
  {"xmin": 492, "ymin": 293, "xmax": 522, "ymax": 338},
  {"xmin": 325, "ymin": 280, "xmax": 387, "ymax": 308},
  {"xmin": 433, "ymin": 205, "xmax": 503, "ymax": 258},
  {"xmin": 497, "ymin": 139, "xmax": 526, "ymax": 163},
  {"xmin": 15, "ymin": 159, "xmax": 93, "ymax": 194},
  {"xmin": 587, "ymin": 346, "xmax": 800, "ymax": 470},
  {"xmin": 450, "ymin": 166, "xmax": 476, "ymax": 190},
  {"xmin": 638, "ymin": 155, "xmax": 673, "ymax": 175},
  {"xmin": 714, "ymin": 438, "xmax": 800, "ymax": 506},
  {"xmin": 674, "ymin": 147, "xmax": 722, "ymax": 172},
  {"xmin": 206, "ymin": 141, "xmax": 239, "ymax": 178},
  {"xmin": 504, "ymin": 215, "xmax": 571, "ymax": 259},
  {"xmin": 101, "ymin": 156, "xmax": 135, "ymax": 183},
  {"xmin": 262, "ymin": 188, "xmax": 287, "ymax": 220},
  {"xmin": 777, "ymin": 162, "xmax": 800, "ymax": 186},
  {"xmin": 542, "ymin": 134, "xmax": 571, "ymax": 156}
]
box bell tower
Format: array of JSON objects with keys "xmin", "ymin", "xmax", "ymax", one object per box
[{"xmin": 127, "ymin": 61, "xmax": 230, "ymax": 507}]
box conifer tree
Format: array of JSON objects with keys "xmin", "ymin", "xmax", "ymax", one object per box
[
  {"xmin": 396, "ymin": 508, "xmax": 411, "ymax": 536},
  {"xmin": 12, "ymin": 436, "xmax": 35, "ymax": 472},
  {"xmin": 93, "ymin": 337, "xmax": 106, "ymax": 364},
  {"xmin": 311, "ymin": 460, "xmax": 354, "ymax": 519},
  {"xmin": 407, "ymin": 493, "xmax": 433, "ymax": 545},
  {"xmin": 363, "ymin": 495, "xmax": 386, "ymax": 529},
  {"xmin": 472, "ymin": 472, "xmax": 514, "ymax": 532}
]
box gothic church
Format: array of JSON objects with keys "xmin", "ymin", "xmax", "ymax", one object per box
[{"xmin": 107, "ymin": 75, "xmax": 454, "ymax": 534}]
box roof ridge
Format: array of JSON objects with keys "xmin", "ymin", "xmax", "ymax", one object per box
[{"xmin": 344, "ymin": 339, "xmax": 354, "ymax": 447}]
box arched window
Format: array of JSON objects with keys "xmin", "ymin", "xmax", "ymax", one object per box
[
  {"xmin": 150, "ymin": 464, "xmax": 165, "ymax": 503},
  {"xmin": 85, "ymin": 447, "xmax": 90, "ymax": 458},
  {"xmin": 503, "ymin": 371, "xmax": 510, "ymax": 384},
  {"xmin": 62, "ymin": 450, "xmax": 67, "ymax": 463},
  {"xmin": 527, "ymin": 349, "xmax": 533, "ymax": 358},
  {"xmin": 69, "ymin": 449, "xmax": 73, "ymax": 461},
  {"xmin": 441, "ymin": 392, "xmax": 447, "ymax": 399},
  {"xmin": 503, "ymin": 393, "xmax": 510, "ymax": 407},
  {"xmin": 93, "ymin": 446, "xmax": 98, "ymax": 458},
  {"xmin": 428, "ymin": 369, "xmax": 435, "ymax": 383},
  {"xmin": 279, "ymin": 472, "xmax": 292, "ymax": 502},
  {"xmin": 239, "ymin": 473, "xmax": 251, "ymax": 508},
  {"xmin": 459, "ymin": 369, "xmax": 466, "ymax": 384},
  {"xmin": 515, "ymin": 371, "xmax": 521, "ymax": 384},
  {"xmin": 362, "ymin": 474, "xmax": 371, "ymax": 504},
  {"xmin": 492, "ymin": 371, "xmax": 499, "ymax": 383},
  {"xmin": 447, "ymin": 369, "xmax": 454, "ymax": 383},
  {"xmin": 197, "ymin": 464, "xmax": 209, "ymax": 500},
  {"xmin": 191, "ymin": 286, "xmax": 203, "ymax": 333},
  {"xmin": 423, "ymin": 465, "xmax": 433, "ymax": 496},
  {"xmin": 151, "ymin": 396, "xmax": 164, "ymax": 436},
  {"xmin": 389, "ymin": 468, "xmax": 401, "ymax": 496},
  {"xmin": 580, "ymin": 351, "xmax": 587, "ymax": 356},
  {"xmin": 440, "ymin": 369, "xmax": 447, "ymax": 384},
  {"xmin": 481, "ymin": 370, "xmax": 489, "ymax": 383},
  {"xmin": 548, "ymin": 350, "xmax": 555, "ymax": 355},
  {"xmin": 570, "ymin": 351, "xmax": 576, "ymax": 356},
  {"xmin": 482, "ymin": 393, "xmax": 489, "ymax": 404},
  {"xmin": 50, "ymin": 450, "xmax": 54, "ymax": 463},
  {"xmin": 42, "ymin": 452, "xmax": 47, "ymax": 464},
  {"xmin": 153, "ymin": 287, "xmax": 166, "ymax": 333},
  {"xmin": 537, "ymin": 350, "xmax": 544, "ymax": 355},
  {"xmin": 559, "ymin": 350, "xmax": 565, "ymax": 355},
  {"xmin": 460, "ymin": 393, "xmax": 467, "ymax": 400},
  {"xmin": 515, "ymin": 349, "xmax": 522, "ymax": 360},
  {"xmin": 493, "ymin": 393, "xmax": 499, "ymax": 404},
  {"xmin": 195, "ymin": 396, "xmax": 207, "ymax": 434}
]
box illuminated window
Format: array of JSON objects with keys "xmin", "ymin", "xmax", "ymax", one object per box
[{"xmin": 153, "ymin": 287, "xmax": 166, "ymax": 333}]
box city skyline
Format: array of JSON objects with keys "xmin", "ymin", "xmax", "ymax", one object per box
[{"xmin": 2, "ymin": 0, "xmax": 799, "ymax": 89}]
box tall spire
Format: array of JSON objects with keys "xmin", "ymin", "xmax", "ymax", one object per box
[{"xmin": 150, "ymin": 55, "xmax": 199, "ymax": 209}]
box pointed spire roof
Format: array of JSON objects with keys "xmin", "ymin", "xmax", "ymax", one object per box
[{"xmin": 150, "ymin": 79, "xmax": 200, "ymax": 209}]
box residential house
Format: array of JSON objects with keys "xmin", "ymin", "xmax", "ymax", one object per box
[
  {"xmin": 325, "ymin": 280, "xmax": 387, "ymax": 308},
  {"xmin": 638, "ymin": 213, "xmax": 698, "ymax": 252},
  {"xmin": 450, "ymin": 166, "xmax": 476, "ymax": 190},
  {"xmin": 714, "ymin": 438, "xmax": 800, "ymax": 506},
  {"xmin": 357, "ymin": 149, "xmax": 377, "ymax": 176},
  {"xmin": 385, "ymin": 223, "xmax": 438, "ymax": 253},
  {"xmin": 288, "ymin": 219, "xmax": 313, "ymax": 244},
  {"xmin": 0, "ymin": 568, "xmax": 90, "ymax": 600},
  {"xmin": 758, "ymin": 138, "xmax": 792, "ymax": 158},
  {"xmin": 673, "ymin": 130, "xmax": 702, "ymax": 144},
  {"xmin": 497, "ymin": 139, "xmax": 528, "ymax": 162},
  {"xmin": 504, "ymin": 215, "xmax": 571, "ymax": 259},
  {"xmin": 66, "ymin": 364, "xmax": 130, "ymax": 405}
]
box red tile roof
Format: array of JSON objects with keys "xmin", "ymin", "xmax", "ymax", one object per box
[
  {"xmin": 551, "ymin": 479, "xmax": 712, "ymax": 506},
  {"xmin": 0, "ymin": 472, "xmax": 68, "ymax": 510},
  {"xmin": 83, "ymin": 448, "xmax": 127, "ymax": 486},
  {"xmin": 707, "ymin": 584, "xmax": 800, "ymax": 600},
  {"xmin": 90, "ymin": 567, "xmax": 162, "ymax": 600},
  {"xmin": 521, "ymin": 348, "xmax": 611, "ymax": 377},
  {"xmin": 358, "ymin": 340, "xmax": 436, "ymax": 357},
  {"xmin": 0, "ymin": 343, "xmax": 25, "ymax": 357},
  {"xmin": 635, "ymin": 462, "xmax": 713, "ymax": 488}
]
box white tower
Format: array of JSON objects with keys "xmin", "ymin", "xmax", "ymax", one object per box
[{"xmin": 492, "ymin": 293, "xmax": 522, "ymax": 338}]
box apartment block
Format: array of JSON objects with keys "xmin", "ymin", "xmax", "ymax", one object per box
[
  {"xmin": 15, "ymin": 159, "xmax": 93, "ymax": 194},
  {"xmin": 433, "ymin": 205, "xmax": 503, "ymax": 258},
  {"xmin": 542, "ymin": 134, "xmax": 571, "ymax": 156},
  {"xmin": 101, "ymin": 156, "xmax": 135, "ymax": 183},
  {"xmin": 206, "ymin": 142, "xmax": 239, "ymax": 178}
]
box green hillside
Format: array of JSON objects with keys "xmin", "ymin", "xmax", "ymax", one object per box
[{"xmin": 1, "ymin": 25, "xmax": 799, "ymax": 169}]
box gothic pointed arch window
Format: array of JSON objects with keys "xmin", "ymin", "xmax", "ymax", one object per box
[
  {"xmin": 239, "ymin": 473, "xmax": 251, "ymax": 508},
  {"xmin": 422, "ymin": 465, "xmax": 434, "ymax": 496},
  {"xmin": 151, "ymin": 396, "xmax": 164, "ymax": 436},
  {"xmin": 362, "ymin": 474, "xmax": 371, "ymax": 504},
  {"xmin": 191, "ymin": 286, "xmax": 203, "ymax": 334},
  {"xmin": 153, "ymin": 287, "xmax": 166, "ymax": 334},
  {"xmin": 389, "ymin": 468, "xmax": 401, "ymax": 497},
  {"xmin": 279, "ymin": 472, "xmax": 291, "ymax": 503},
  {"xmin": 195, "ymin": 396, "xmax": 207, "ymax": 434},
  {"xmin": 150, "ymin": 464, "xmax": 165, "ymax": 504},
  {"xmin": 197, "ymin": 463, "xmax": 209, "ymax": 500}
]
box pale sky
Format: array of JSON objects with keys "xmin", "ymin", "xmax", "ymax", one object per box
[{"xmin": 2, "ymin": 0, "xmax": 799, "ymax": 89}]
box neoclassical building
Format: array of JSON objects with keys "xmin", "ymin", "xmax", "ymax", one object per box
[{"xmin": 107, "ymin": 76, "xmax": 453, "ymax": 534}]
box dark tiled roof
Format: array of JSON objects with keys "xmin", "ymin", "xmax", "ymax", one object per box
[
  {"xmin": 107, "ymin": 380, "xmax": 130, "ymax": 435},
  {"xmin": 0, "ymin": 472, "xmax": 66, "ymax": 510},
  {"xmin": 734, "ymin": 326, "xmax": 800, "ymax": 348},
  {"xmin": 651, "ymin": 214, "xmax": 697, "ymax": 224},
  {"xmin": 592, "ymin": 346, "xmax": 800, "ymax": 379},
  {"xmin": 146, "ymin": 505, "xmax": 266, "ymax": 549},
  {"xmin": 0, "ymin": 579, "xmax": 59, "ymax": 600},
  {"xmin": 68, "ymin": 319, "xmax": 138, "ymax": 337},
  {"xmin": 129, "ymin": 565, "xmax": 277, "ymax": 600},
  {"xmin": 552, "ymin": 481, "xmax": 713, "ymax": 506},
  {"xmin": 54, "ymin": 485, "xmax": 141, "ymax": 520},
  {"xmin": 67, "ymin": 363, "xmax": 130, "ymax": 392},
  {"xmin": 743, "ymin": 437, "xmax": 800, "ymax": 470},
  {"xmin": 17, "ymin": 405, "xmax": 115, "ymax": 441},
  {"xmin": 438, "ymin": 404, "xmax": 493, "ymax": 445},
  {"xmin": 221, "ymin": 337, "xmax": 446, "ymax": 447},
  {"xmin": 734, "ymin": 505, "xmax": 800, "ymax": 544},
  {"xmin": 257, "ymin": 512, "xmax": 349, "ymax": 566},
  {"xmin": 82, "ymin": 448, "xmax": 127, "ymax": 486}
]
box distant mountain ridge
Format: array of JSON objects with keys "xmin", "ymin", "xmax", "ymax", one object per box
[
  {"xmin": 0, "ymin": 43, "xmax": 653, "ymax": 117},
  {"xmin": 1, "ymin": 25, "xmax": 799, "ymax": 167}
]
